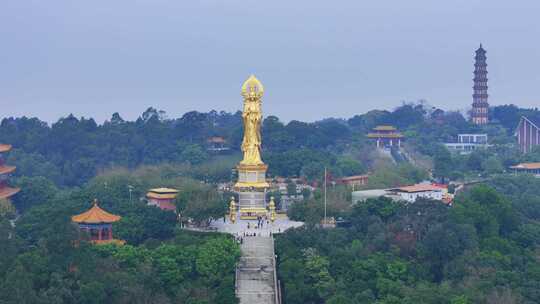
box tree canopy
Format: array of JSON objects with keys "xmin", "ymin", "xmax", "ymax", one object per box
[{"xmin": 277, "ymin": 176, "xmax": 540, "ymax": 303}]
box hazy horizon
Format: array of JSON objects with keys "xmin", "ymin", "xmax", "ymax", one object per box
[{"xmin": 2, "ymin": 1, "xmax": 539, "ymax": 123}]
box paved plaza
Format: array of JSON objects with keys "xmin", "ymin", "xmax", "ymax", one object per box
[{"xmin": 209, "ymin": 213, "xmax": 304, "ymax": 237}]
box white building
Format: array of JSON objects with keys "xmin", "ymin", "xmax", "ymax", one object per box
[
  {"xmin": 388, "ymin": 184, "xmax": 443, "ymax": 202},
  {"xmin": 352, "ymin": 184, "xmax": 448, "ymax": 204},
  {"xmin": 352, "ymin": 189, "xmax": 400, "ymax": 203},
  {"xmin": 444, "ymin": 133, "xmax": 489, "ymax": 154}
]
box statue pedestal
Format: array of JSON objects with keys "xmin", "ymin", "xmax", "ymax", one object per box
[
  {"xmin": 234, "ymin": 163, "xmax": 269, "ymax": 189},
  {"xmin": 234, "ymin": 163, "xmax": 269, "ymax": 219}
]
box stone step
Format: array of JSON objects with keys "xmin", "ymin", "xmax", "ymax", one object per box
[{"xmin": 236, "ymin": 236, "xmax": 277, "ymax": 304}]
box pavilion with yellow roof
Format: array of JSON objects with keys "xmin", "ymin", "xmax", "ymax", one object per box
[
  {"xmin": 72, "ymin": 199, "xmax": 124, "ymax": 245},
  {"xmin": 146, "ymin": 187, "xmax": 179, "ymax": 211}
]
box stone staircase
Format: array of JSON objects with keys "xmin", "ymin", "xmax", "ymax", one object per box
[{"xmin": 236, "ymin": 237, "xmax": 280, "ymax": 304}]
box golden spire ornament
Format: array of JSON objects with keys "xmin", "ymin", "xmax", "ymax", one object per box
[
  {"xmin": 229, "ymin": 196, "xmax": 236, "ymax": 223},
  {"xmin": 269, "ymin": 196, "xmax": 276, "ymax": 223}
]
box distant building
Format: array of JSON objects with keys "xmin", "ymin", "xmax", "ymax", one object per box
[
  {"xmin": 367, "ymin": 125, "xmax": 404, "ymax": 149},
  {"xmin": 0, "ymin": 144, "xmax": 20, "ymax": 201},
  {"xmin": 207, "ymin": 136, "xmax": 230, "ymax": 152},
  {"xmin": 72, "ymin": 199, "xmax": 124, "ymax": 245},
  {"xmin": 510, "ymin": 162, "xmax": 540, "ymax": 177},
  {"xmin": 271, "ymin": 177, "xmax": 313, "ymax": 211},
  {"xmin": 338, "ymin": 175, "xmax": 369, "ymax": 189},
  {"xmin": 146, "ymin": 187, "xmax": 179, "ymax": 211},
  {"xmin": 388, "ymin": 184, "xmax": 444, "ymax": 202},
  {"xmin": 471, "ymin": 44, "xmax": 489, "ymax": 125},
  {"xmin": 352, "ymin": 189, "xmax": 399, "ymax": 203},
  {"xmin": 444, "ymin": 134, "xmax": 489, "ymax": 154},
  {"xmin": 515, "ymin": 116, "xmax": 540, "ymax": 154},
  {"xmin": 272, "ymin": 177, "xmax": 313, "ymax": 195},
  {"xmin": 352, "ymin": 183, "xmax": 453, "ymax": 204}
]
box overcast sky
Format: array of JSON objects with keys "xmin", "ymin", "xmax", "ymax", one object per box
[{"xmin": 1, "ymin": 0, "xmax": 539, "ymax": 123}]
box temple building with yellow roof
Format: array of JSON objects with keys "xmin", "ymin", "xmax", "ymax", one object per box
[
  {"xmin": 72, "ymin": 199, "xmax": 124, "ymax": 245},
  {"xmin": 367, "ymin": 125, "xmax": 404, "ymax": 149},
  {"xmin": 0, "ymin": 144, "xmax": 20, "ymax": 201},
  {"xmin": 146, "ymin": 187, "xmax": 179, "ymax": 211}
]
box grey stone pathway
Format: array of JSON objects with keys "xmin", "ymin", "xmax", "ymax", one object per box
[{"xmin": 236, "ymin": 236, "xmax": 279, "ymax": 304}]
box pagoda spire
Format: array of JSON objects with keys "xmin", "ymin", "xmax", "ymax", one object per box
[{"xmin": 471, "ymin": 44, "xmax": 489, "ymax": 125}]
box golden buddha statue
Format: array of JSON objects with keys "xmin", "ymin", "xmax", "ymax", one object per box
[
  {"xmin": 240, "ymin": 75, "xmax": 264, "ymax": 166},
  {"xmin": 235, "ymin": 75, "xmax": 269, "ymax": 217}
]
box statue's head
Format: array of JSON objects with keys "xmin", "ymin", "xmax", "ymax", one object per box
[{"xmin": 241, "ymin": 75, "xmax": 264, "ymax": 99}]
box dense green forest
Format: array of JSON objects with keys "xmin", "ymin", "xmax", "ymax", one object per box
[
  {"xmin": 2, "ymin": 103, "xmax": 539, "ymax": 189},
  {"xmin": 2, "ymin": 103, "xmax": 540, "ymax": 304},
  {"xmin": 276, "ymin": 175, "xmax": 540, "ymax": 304},
  {"xmin": 0, "ymin": 169, "xmax": 239, "ymax": 304}
]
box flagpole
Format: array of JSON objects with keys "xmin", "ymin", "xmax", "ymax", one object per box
[{"xmin": 324, "ymin": 167, "xmax": 327, "ymax": 226}]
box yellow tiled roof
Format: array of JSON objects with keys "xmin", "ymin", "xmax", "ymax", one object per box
[
  {"xmin": 373, "ymin": 125, "xmax": 397, "ymax": 131},
  {"xmin": 148, "ymin": 187, "xmax": 179, "ymax": 194},
  {"xmin": 0, "ymin": 186, "xmax": 20, "ymax": 199},
  {"xmin": 510, "ymin": 162, "xmax": 540, "ymax": 170},
  {"xmin": 0, "ymin": 144, "xmax": 12, "ymax": 153},
  {"xmin": 147, "ymin": 187, "xmax": 179, "ymax": 200},
  {"xmin": 0, "ymin": 166, "xmax": 16, "ymax": 175},
  {"xmin": 93, "ymin": 239, "xmax": 126, "ymax": 245},
  {"xmin": 147, "ymin": 192, "xmax": 177, "ymax": 200},
  {"xmin": 367, "ymin": 133, "xmax": 404, "ymax": 138},
  {"xmin": 72, "ymin": 201, "xmax": 121, "ymax": 224}
]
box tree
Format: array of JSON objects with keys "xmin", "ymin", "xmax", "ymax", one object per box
[
  {"xmin": 176, "ymin": 184, "xmax": 227, "ymax": 227},
  {"xmin": 109, "ymin": 112, "xmax": 125, "ymax": 125},
  {"xmin": 482, "ymin": 156, "xmax": 504, "ymax": 175},
  {"xmin": 388, "ymin": 103, "xmax": 426, "ymax": 129},
  {"xmin": 432, "ymin": 145, "xmax": 453, "ymax": 182},
  {"xmin": 420, "ymin": 223, "xmax": 477, "ymax": 282},
  {"xmin": 451, "ymin": 185, "xmax": 518, "ymax": 238},
  {"xmin": 13, "ymin": 176, "xmax": 58, "ymax": 212},
  {"xmin": 491, "ymin": 104, "xmax": 521, "ymax": 132},
  {"xmin": 335, "ymin": 157, "xmax": 366, "ymax": 177},
  {"xmin": 466, "ymin": 150, "xmax": 485, "ymax": 171},
  {"xmin": 180, "ymin": 144, "xmax": 208, "ymax": 165},
  {"xmin": 327, "ymin": 294, "xmax": 353, "ymax": 304},
  {"xmin": 196, "ymin": 237, "xmax": 240, "ymax": 284},
  {"xmin": 0, "ymin": 261, "xmax": 39, "ymax": 304},
  {"xmin": 303, "ymin": 247, "xmax": 335, "ymax": 300},
  {"xmin": 286, "ymin": 180, "xmax": 297, "ymax": 197},
  {"xmin": 301, "ymin": 162, "xmax": 325, "ymax": 182},
  {"xmin": 0, "ymin": 199, "xmax": 16, "ymax": 219},
  {"xmin": 365, "ymin": 164, "xmax": 414, "ymax": 189}
]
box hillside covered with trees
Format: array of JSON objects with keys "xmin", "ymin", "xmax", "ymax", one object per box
[
  {"xmin": 276, "ymin": 175, "xmax": 540, "ymax": 304},
  {"xmin": 0, "ymin": 168, "xmax": 239, "ymax": 304},
  {"xmin": 2, "ymin": 103, "xmax": 539, "ymax": 189},
  {"xmin": 1, "ymin": 103, "xmax": 540, "ymax": 304}
]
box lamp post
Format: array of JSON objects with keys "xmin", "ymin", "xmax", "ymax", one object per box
[{"xmin": 127, "ymin": 185, "xmax": 134, "ymax": 204}]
